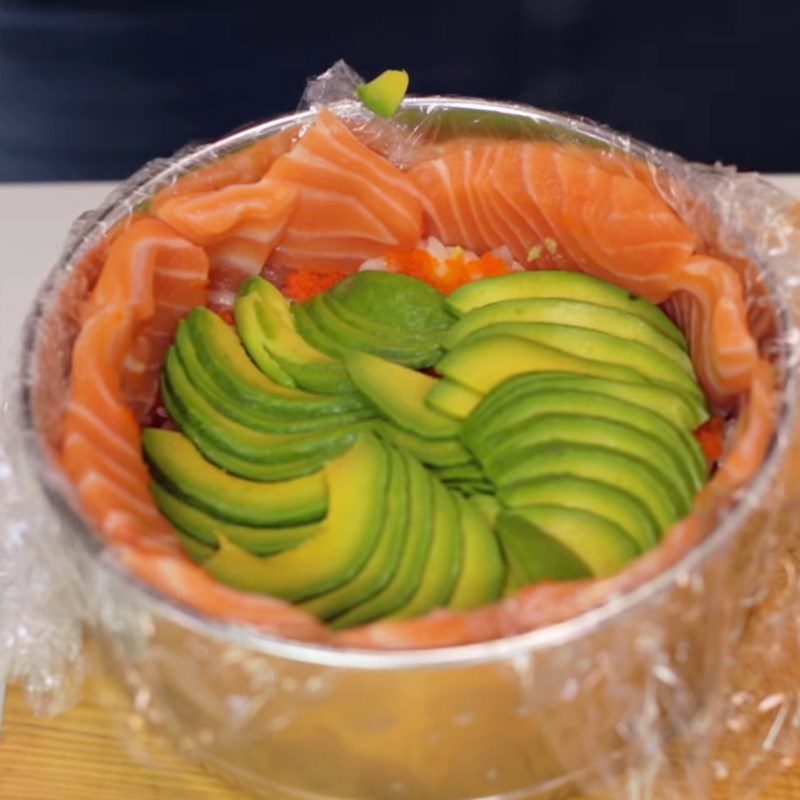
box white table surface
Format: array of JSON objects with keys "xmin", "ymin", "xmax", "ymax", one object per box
[{"xmin": 2, "ymin": 176, "xmax": 800, "ymax": 378}]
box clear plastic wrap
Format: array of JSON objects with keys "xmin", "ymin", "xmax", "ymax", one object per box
[{"xmin": 2, "ymin": 63, "xmax": 800, "ymax": 798}]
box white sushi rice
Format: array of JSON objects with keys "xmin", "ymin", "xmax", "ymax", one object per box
[{"xmin": 357, "ymin": 237, "xmax": 524, "ymax": 273}]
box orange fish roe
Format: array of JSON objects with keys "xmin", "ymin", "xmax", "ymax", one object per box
[
  {"xmin": 284, "ymin": 269, "xmax": 349, "ymax": 302},
  {"xmin": 695, "ymin": 416, "xmax": 726, "ymax": 466},
  {"xmin": 216, "ymin": 308, "xmax": 235, "ymax": 326},
  {"xmin": 385, "ymin": 248, "xmax": 514, "ymax": 294}
]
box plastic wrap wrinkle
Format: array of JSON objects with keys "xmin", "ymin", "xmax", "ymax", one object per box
[{"xmin": 2, "ymin": 61, "xmax": 800, "ymax": 799}]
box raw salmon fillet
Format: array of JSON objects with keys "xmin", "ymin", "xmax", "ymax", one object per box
[
  {"xmin": 267, "ymin": 109, "xmax": 423, "ymax": 272},
  {"xmin": 154, "ymin": 178, "xmax": 298, "ymax": 311},
  {"xmin": 408, "ymin": 138, "xmax": 757, "ymax": 406},
  {"xmin": 149, "ymin": 127, "xmax": 298, "ymax": 212}
]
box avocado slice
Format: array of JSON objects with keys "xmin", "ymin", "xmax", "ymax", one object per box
[
  {"xmin": 174, "ymin": 321, "xmax": 374, "ymax": 433},
  {"xmin": 356, "ymin": 69, "xmax": 409, "ymax": 118},
  {"xmin": 177, "ymin": 532, "xmax": 216, "ymax": 563},
  {"xmin": 437, "ymin": 334, "xmax": 652, "ymax": 397},
  {"xmin": 448, "ymin": 496, "xmax": 505, "ymax": 610},
  {"xmin": 425, "ymin": 379, "xmax": 483, "ymax": 420},
  {"xmin": 305, "ymin": 294, "xmax": 441, "ymax": 368},
  {"xmin": 143, "ymin": 429, "xmax": 327, "ymax": 526},
  {"xmin": 457, "ymin": 322, "xmax": 705, "ymax": 403},
  {"xmin": 497, "ymin": 505, "xmax": 639, "ymax": 582},
  {"xmin": 491, "ymin": 441, "xmax": 679, "ymax": 532},
  {"xmin": 464, "ymin": 386, "xmax": 706, "ymax": 491},
  {"xmin": 498, "ymin": 475, "xmax": 658, "ymax": 552},
  {"xmin": 469, "ymin": 494, "xmax": 501, "ymax": 525},
  {"xmin": 185, "ymin": 307, "xmax": 367, "ymax": 417},
  {"xmin": 202, "ymin": 434, "xmax": 389, "ymax": 600},
  {"xmin": 482, "ymin": 414, "xmax": 692, "ymax": 512},
  {"xmin": 324, "ymin": 291, "xmax": 436, "ymax": 348},
  {"xmin": 344, "ymin": 351, "xmax": 459, "ymax": 439},
  {"xmin": 390, "ymin": 480, "xmax": 463, "ymax": 619},
  {"xmin": 235, "ymin": 280, "xmax": 356, "ymax": 394},
  {"xmin": 329, "ymin": 271, "xmax": 453, "ymax": 337},
  {"xmin": 333, "ymin": 452, "xmax": 434, "ymax": 629},
  {"xmin": 152, "ymin": 482, "xmax": 319, "ymax": 555},
  {"xmin": 443, "ymin": 298, "xmax": 693, "ymax": 373},
  {"xmin": 465, "ymin": 371, "xmax": 708, "ymax": 433},
  {"xmin": 445, "ymin": 271, "xmax": 685, "ymax": 346},
  {"xmin": 162, "ymin": 353, "xmax": 364, "ymax": 472},
  {"xmin": 302, "ymin": 447, "xmax": 409, "ymax": 620},
  {"xmin": 164, "ymin": 382, "xmax": 339, "ymax": 480},
  {"xmin": 433, "ymin": 461, "xmax": 485, "ymax": 483},
  {"xmin": 291, "ymin": 302, "xmax": 348, "ymax": 357},
  {"xmin": 374, "ymin": 421, "xmax": 472, "ymax": 467}
]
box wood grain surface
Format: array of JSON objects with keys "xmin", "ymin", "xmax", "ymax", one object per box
[{"xmin": 2, "ymin": 674, "xmax": 800, "ymax": 799}]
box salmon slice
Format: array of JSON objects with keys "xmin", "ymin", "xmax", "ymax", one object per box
[
  {"xmin": 154, "ymin": 179, "xmax": 298, "ymax": 310},
  {"xmin": 267, "ymin": 109, "xmax": 423, "ymax": 272},
  {"xmin": 663, "ymin": 257, "xmax": 759, "ymax": 406},
  {"xmin": 60, "ymin": 306, "xmax": 182, "ymax": 555},
  {"xmin": 409, "ymin": 138, "xmax": 694, "ymax": 293},
  {"xmin": 337, "ymin": 360, "xmax": 777, "ymax": 650},
  {"xmin": 149, "ymin": 126, "xmax": 298, "ymax": 212},
  {"xmin": 408, "ymin": 139, "xmax": 762, "ymax": 404},
  {"xmin": 85, "ymin": 217, "xmax": 209, "ymax": 421}
]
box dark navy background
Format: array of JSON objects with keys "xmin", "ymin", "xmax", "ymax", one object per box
[{"xmin": 2, "ymin": 0, "xmax": 799, "ymax": 180}]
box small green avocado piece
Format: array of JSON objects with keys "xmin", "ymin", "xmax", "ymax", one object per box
[
  {"xmin": 333, "ymin": 451, "xmax": 434, "ymax": 629},
  {"xmin": 497, "ymin": 505, "xmax": 639, "ymax": 581},
  {"xmin": 374, "ymin": 421, "xmax": 472, "ymax": 467},
  {"xmin": 498, "ymin": 475, "xmax": 658, "ymax": 552},
  {"xmin": 143, "ymin": 429, "xmax": 327, "ymax": 526},
  {"xmin": 202, "ymin": 433, "xmax": 389, "ymax": 601},
  {"xmin": 302, "ymin": 446, "xmax": 409, "ymax": 620},
  {"xmin": 445, "ymin": 270, "xmax": 685, "ymax": 346},
  {"xmin": 425, "ymin": 378, "xmax": 483, "ymax": 420},
  {"xmin": 356, "ymin": 69, "xmax": 409, "ymax": 118},
  {"xmin": 185, "ymin": 306, "xmax": 367, "ymax": 417},
  {"xmin": 491, "ymin": 441, "xmax": 679, "ymax": 532},
  {"xmin": 152, "ymin": 482, "xmax": 319, "ymax": 555},
  {"xmin": 456, "ymin": 322, "xmax": 705, "ymax": 403},
  {"xmin": 389, "ymin": 479, "xmax": 463, "ymax": 619},
  {"xmin": 443, "ymin": 298, "xmax": 693, "ymax": 374},
  {"xmin": 235, "ymin": 280, "xmax": 356, "ymax": 395},
  {"xmin": 329, "ymin": 271, "xmax": 453, "ymax": 337},
  {"xmin": 344, "ymin": 350, "xmax": 459, "ymax": 439},
  {"xmin": 448, "ymin": 495, "xmax": 505, "ymax": 610},
  {"xmin": 436, "ymin": 334, "xmax": 650, "ymax": 396}
]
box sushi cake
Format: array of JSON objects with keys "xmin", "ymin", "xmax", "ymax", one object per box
[{"xmin": 46, "ymin": 86, "xmax": 777, "ymax": 651}]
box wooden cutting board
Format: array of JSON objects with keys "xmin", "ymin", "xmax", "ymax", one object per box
[{"xmin": 2, "ymin": 674, "xmax": 799, "ymax": 799}]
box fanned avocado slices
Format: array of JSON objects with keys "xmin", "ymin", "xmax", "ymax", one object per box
[{"xmin": 144, "ymin": 263, "xmax": 711, "ymax": 627}]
